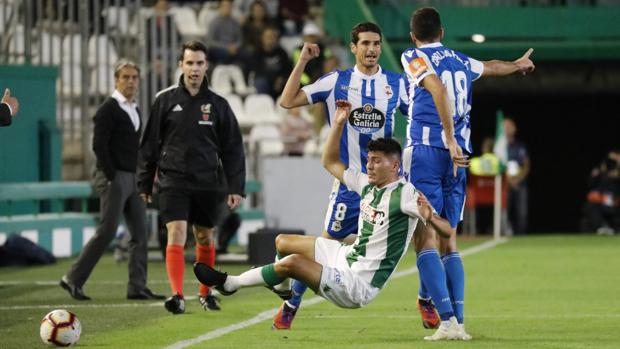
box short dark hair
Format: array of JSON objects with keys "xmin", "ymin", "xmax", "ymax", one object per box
[
  {"xmin": 178, "ymin": 40, "xmax": 208, "ymax": 62},
  {"xmin": 367, "ymin": 138, "xmax": 402, "ymax": 159},
  {"xmin": 350, "ymin": 22, "xmax": 382, "ymax": 44},
  {"xmin": 411, "ymin": 7, "xmax": 442, "ymax": 42}
]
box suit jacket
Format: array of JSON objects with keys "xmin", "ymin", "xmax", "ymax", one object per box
[
  {"xmin": 0, "ymin": 103, "xmax": 11, "ymax": 127},
  {"xmin": 92, "ymin": 97, "xmax": 142, "ymax": 181}
]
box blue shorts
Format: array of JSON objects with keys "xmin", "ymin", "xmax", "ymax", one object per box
[
  {"xmin": 323, "ymin": 180, "xmax": 360, "ymax": 239},
  {"xmin": 403, "ymin": 145, "xmax": 466, "ymax": 228}
]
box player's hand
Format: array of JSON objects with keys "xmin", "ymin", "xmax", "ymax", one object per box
[
  {"xmin": 446, "ymin": 138, "xmax": 468, "ymax": 177},
  {"xmin": 228, "ymin": 194, "xmax": 243, "ymax": 209},
  {"xmin": 1, "ymin": 88, "xmax": 19, "ymax": 116},
  {"xmin": 140, "ymin": 193, "xmax": 152, "ymax": 204},
  {"xmin": 514, "ymin": 48, "xmax": 535, "ymax": 75},
  {"xmin": 299, "ymin": 42, "xmax": 320, "ymax": 63},
  {"xmin": 417, "ymin": 191, "xmax": 434, "ymax": 221},
  {"xmin": 334, "ymin": 100, "xmax": 351, "ymax": 125}
]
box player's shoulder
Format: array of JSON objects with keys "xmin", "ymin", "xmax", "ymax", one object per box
[
  {"xmin": 401, "ymin": 47, "xmax": 420, "ymax": 61},
  {"xmin": 154, "ymin": 84, "xmax": 179, "ymax": 100}
]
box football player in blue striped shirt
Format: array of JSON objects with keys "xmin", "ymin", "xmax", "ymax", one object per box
[
  {"xmin": 401, "ymin": 7, "xmax": 535, "ymax": 340},
  {"xmin": 274, "ymin": 21, "xmax": 410, "ymax": 330}
]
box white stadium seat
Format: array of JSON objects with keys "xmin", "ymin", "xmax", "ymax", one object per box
[{"xmin": 244, "ymin": 94, "xmax": 281, "ymax": 125}]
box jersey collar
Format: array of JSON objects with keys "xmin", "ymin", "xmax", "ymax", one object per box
[
  {"xmin": 375, "ymin": 177, "xmax": 405, "ymax": 190},
  {"xmin": 418, "ymin": 42, "xmax": 443, "ymax": 49},
  {"xmin": 353, "ymin": 65, "xmax": 382, "ymax": 79}
]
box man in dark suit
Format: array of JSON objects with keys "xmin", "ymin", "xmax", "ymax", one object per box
[
  {"xmin": 60, "ymin": 60, "xmax": 164, "ymax": 301},
  {"xmin": 0, "ymin": 88, "xmax": 19, "ymax": 127}
]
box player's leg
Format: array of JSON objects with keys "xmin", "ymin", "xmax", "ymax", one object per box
[
  {"xmin": 439, "ymin": 166, "xmax": 471, "ymax": 340},
  {"xmin": 193, "ymin": 235, "xmax": 321, "ymax": 292},
  {"xmin": 408, "ymin": 145, "xmax": 449, "ymax": 329},
  {"xmin": 159, "ymin": 188, "xmax": 191, "ymax": 314},
  {"xmin": 282, "ymin": 187, "xmax": 359, "ymax": 326},
  {"xmin": 192, "ymin": 191, "xmax": 227, "ymax": 311}
]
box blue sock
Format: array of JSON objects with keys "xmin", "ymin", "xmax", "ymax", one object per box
[
  {"xmin": 288, "ymin": 279, "xmax": 307, "ymax": 308},
  {"xmin": 442, "ymin": 252, "xmax": 464, "ymax": 324},
  {"xmin": 417, "ymin": 249, "xmax": 454, "ymax": 321},
  {"xmin": 418, "ymin": 277, "xmax": 430, "ymax": 300}
]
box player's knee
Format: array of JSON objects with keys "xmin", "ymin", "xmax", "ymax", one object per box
[
  {"xmin": 194, "ymin": 228, "xmax": 213, "ymax": 246},
  {"xmin": 275, "ymin": 254, "xmax": 301, "ymax": 275},
  {"xmin": 275, "ymin": 234, "xmax": 292, "ymax": 254}
]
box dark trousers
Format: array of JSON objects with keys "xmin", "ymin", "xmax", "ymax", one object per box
[
  {"xmin": 66, "ymin": 170, "xmax": 148, "ymax": 293},
  {"xmin": 508, "ymin": 185, "xmax": 529, "ymax": 235}
]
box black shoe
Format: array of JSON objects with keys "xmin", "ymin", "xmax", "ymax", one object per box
[
  {"xmin": 127, "ymin": 288, "xmax": 166, "ymax": 300},
  {"xmin": 199, "ymin": 293, "xmax": 221, "ymax": 311},
  {"xmin": 164, "ymin": 294, "xmax": 185, "ymax": 314},
  {"xmin": 59, "ymin": 277, "xmax": 91, "ymax": 301},
  {"xmin": 265, "ymin": 285, "xmax": 293, "ymax": 301},
  {"xmin": 193, "ymin": 262, "xmax": 236, "ymax": 296}
]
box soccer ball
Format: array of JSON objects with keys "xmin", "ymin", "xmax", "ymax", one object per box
[{"xmin": 39, "ymin": 309, "xmax": 82, "ymax": 346}]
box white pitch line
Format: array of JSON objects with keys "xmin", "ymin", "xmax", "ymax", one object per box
[{"xmin": 164, "ymin": 238, "xmax": 508, "ymax": 349}]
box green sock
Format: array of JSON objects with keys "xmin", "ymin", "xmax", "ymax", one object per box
[{"xmin": 261, "ymin": 263, "xmax": 285, "ymax": 286}]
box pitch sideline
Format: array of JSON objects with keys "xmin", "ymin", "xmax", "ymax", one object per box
[{"xmin": 163, "ymin": 238, "xmax": 508, "ymax": 349}]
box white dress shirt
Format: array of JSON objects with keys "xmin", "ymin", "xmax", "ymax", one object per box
[{"xmin": 111, "ymin": 90, "xmax": 140, "ymax": 131}]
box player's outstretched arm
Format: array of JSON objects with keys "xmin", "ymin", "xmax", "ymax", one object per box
[
  {"xmin": 421, "ymin": 74, "xmax": 468, "ymax": 177},
  {"xmin": 482, "ymin": 48, "xmax": 535, "ymax": 77},
  {"xmin": 280, "ymin": 42, "xmax": 320, "ymax": 109},
  {"xmin": 321, "ymin": 100, "xmax": 350, "ymax": 182},
  {"xmin": 417, "ymin": 191, "xmax": 453, "ymax": 238}
]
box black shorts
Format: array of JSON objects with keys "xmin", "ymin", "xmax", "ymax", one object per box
[{"xmin": 159, "ymin": 187, "xmax": 227, "ymax": 228}]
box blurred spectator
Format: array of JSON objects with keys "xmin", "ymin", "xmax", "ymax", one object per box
[
  {"xmin": 292, "ymin": 21, "xmax": 332, "ymax": 85},
  {"xmin": 216, "ymin": 207, "xmax": 242, "ymax": 254},
  {"xmin": 278, "ymin": 0, "xmax": 309, "ymax": 35},
  {"xmin": 470, "ymin": 138, "xmax": 501, "ymax": 176},
  {"xmin": 251, "ymin": 26, "xmax": 292, "ymax": 98},
  {"xmin": 281, "ymin": 106, "xmax": 314, "ymax": 156},
  {"xmin": 144, "ymin": 0, "xmax": 181, "ymax": 106},
  {"xmin": 469, "ymin": 137, "xmax": 502, "ymax": 234},
  {"xmin": 505, "ymin": 117, "xmax": 530, "ymax": 235},
  {"xmin": 584, "ymin": 149, "xmax": 620, "ymax": 235},
  {"xmin": 233, "ymin": 0, "xmax": 279, "ymax": 23},
  {"xmin": 242, "ymin": 0, "xmax": 276, "ymax": 53},
  {"xmin": 207, "ymin": 0, "xmax": 247, "ymax": 67}
]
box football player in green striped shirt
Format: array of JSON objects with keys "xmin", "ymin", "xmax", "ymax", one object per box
[{"xmin": 194, "ymin": 100, "xmax": 463, "ymax": 340}]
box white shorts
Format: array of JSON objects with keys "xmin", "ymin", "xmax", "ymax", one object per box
[{"xmin": 313, "ymin": 237, "xmax": 380, "ymax": 308}]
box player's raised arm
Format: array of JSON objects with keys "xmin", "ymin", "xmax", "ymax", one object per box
[
  {"xmin": 482, "ymin": 48, "xmax": 535, "ymax": 77},
  {"xmin": 280, "ymin": 42, "xmax": 320, "ymax": 109},
  {"xmin": 420, "ymin": 74, "xmax": 468, "ymax": 177},
  {"xmin": 321, "ymin": 100, "xmax": 350, "ymax": 182}
]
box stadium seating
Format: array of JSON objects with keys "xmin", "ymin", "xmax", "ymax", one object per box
[
  {"xmin": 211, "ymin": 64, "xmax": 252, "ymax": 96},
  {"xmin": 0, "ymin": 182, "xmax": 96, "ymax": 257},
  {"xmin": 244, "ymin": 94, "xmax": 281, "ymax": 124},
  {"xmin": 0, "ymin": 180, "xmax": 266, "ymax": 257},
  {"xmin": 169, "ymin": 6, "xmax": 205, "ymax": 37},
  {"xmin": 248, "ymin": 124, "xmax": 284, "ymax": 156}
]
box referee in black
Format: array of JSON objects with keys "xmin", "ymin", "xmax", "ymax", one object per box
[
  {"xmin": 60, "ymin": 60, "xmax": 164, "ymax": 301},
  {"xmin": 138, "ymin": 41, "xmax": 246, "ymax": 314}
]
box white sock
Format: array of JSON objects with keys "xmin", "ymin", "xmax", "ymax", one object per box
[{"xmin": 224, "ymin": 267, "xmax": 265, "ymax": 291}]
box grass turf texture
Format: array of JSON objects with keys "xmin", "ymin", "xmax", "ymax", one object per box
[{"xmin": 1, "ymin": 235, "xmax": 619, "ymax": 348}]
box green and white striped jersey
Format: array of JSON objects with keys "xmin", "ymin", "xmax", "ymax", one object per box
[{"xmin": 342, "ymin": 168, "xmax": 425, "ymax": 289}]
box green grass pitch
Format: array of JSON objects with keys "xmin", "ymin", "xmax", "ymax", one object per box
[{"xmin": 1, "ymin": 235, "xmax": 619, "ymax": 348}]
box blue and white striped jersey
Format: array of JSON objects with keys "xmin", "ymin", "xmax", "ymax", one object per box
[
  {"xmin": 401, "ymin": 42, "xmax": 484, "ymax": 154},
  {"xmin": 302, "ymin": 65, "xmax": 409, "ymax": 172}
]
